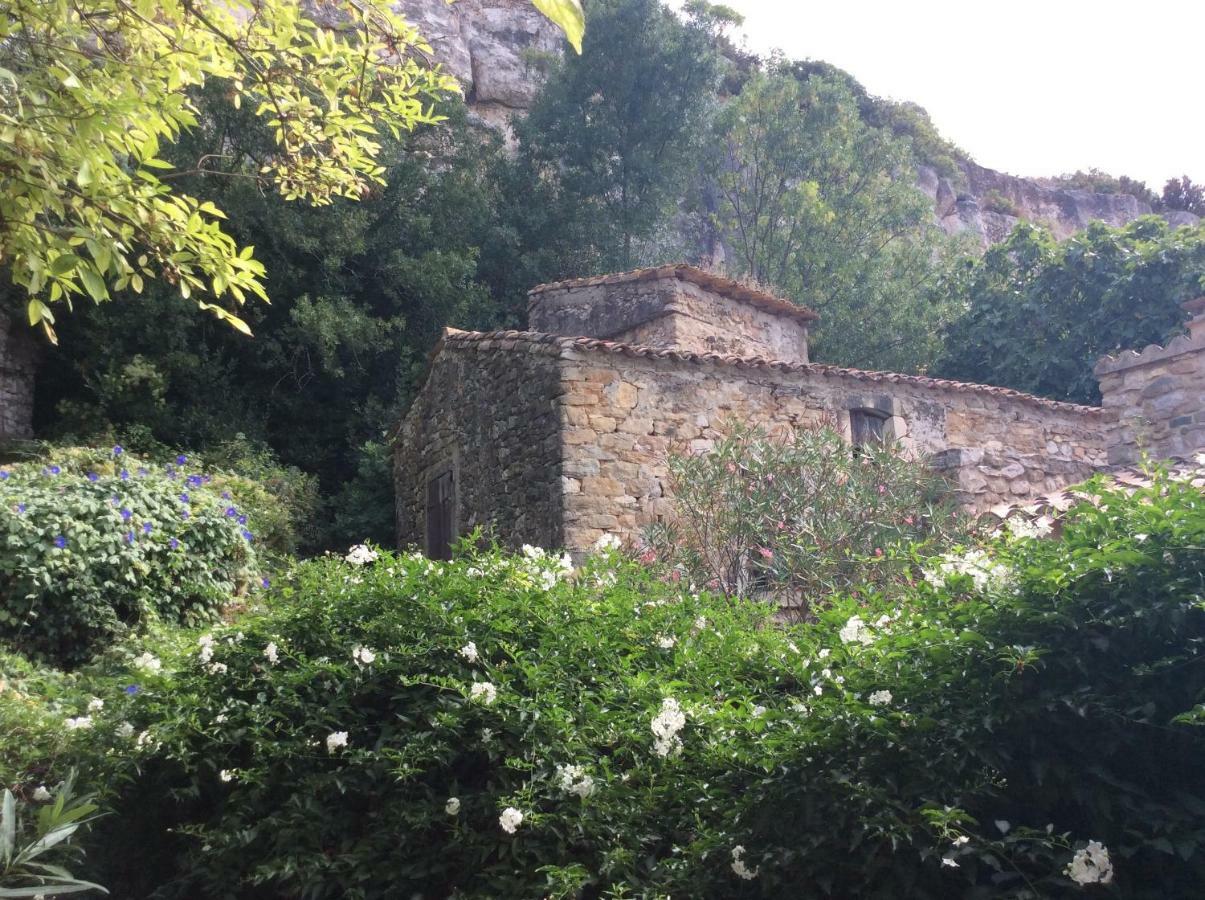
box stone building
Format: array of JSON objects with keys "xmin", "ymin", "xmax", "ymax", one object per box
[
  {"xmin": 393, "ymin": 264, "xmax": 1200, "ymax": 557},
  {"xmin": 0, "ymin": 317, "xmax": 37, "ymax": 440}
]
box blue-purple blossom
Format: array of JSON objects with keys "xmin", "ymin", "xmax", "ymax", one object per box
[
  {"xmin": 137, "ymin": 467, "xmax": 149, "ymax": 477},
  {"xmin": 176, "ymin": 455, "xmax": 187, "ymax": 465},
  {"xmin": 49, "ymin": 465, "xmax": 61, "ymax": 475},
  {"xmin": 169, "ymin": 538, "xmax": 180, "ymax": 550},
  {"xmin": 113, "ymin": 445, "xmax": 123, "ymax": 456},
  {"xmin": 221, "ymin": 491, "xmax": 231, "ymax": 500},
  {"xmin": 121, "ymin": 508, "xmax": 133, "ymax": 521},
  {"xmin": 181, "ymin": 510, "xmax": 190, "ymax": 520},
  {"xmin": 124, "ymin": 684, "xmax": 140, "ymax": 695},
  {"xmin": 54, "ymin": 535, "xmax": 67, "ymax": 549},
  {"xmin": 87, "ymin": 472, "xmax": 99, "ymax": 482},
  {"xmin": 142, "ymin": 522, "xmax": 152, "ymax": 534},
  {"xmin": 16, "ymin": 503, "xmax": 25, "ymax": 514},
  {"xmin": 261, "ymin": 576, "xmax": 271, "ymax": 589},
  {"xmin": 241, "ymin": 529, "xmax": 253, "ymax": 541},
  {"xmin": 0, "ymin": 471, "xmax": 8, "ymax": 480},
  {"xmin": 125, "ymin": 531, "xmax": 134, "ymax": 544},
  {"xmin": 237, "ymin": 514, "xmax": 247, "ymax": 525},
  {"xmin": 120, "ymin": 469, "xmax": 129, "ymax": 481},
  {"xmin": 187, "ymin": 475, "xmax": 203, "ymax": 487},
  {"xmin": 225, "ymin": 507, "xmax": 237, "ymax": 518},
  {"xmin": 179, "ymin": 493, "xmax": 190, "ymax": 504}
]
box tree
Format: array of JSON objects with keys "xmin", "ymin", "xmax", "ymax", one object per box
[
  {"xmin": 934, "ymin": 217, "xmax": 1205, "ymax": 404},
  {"xmin": 0, "ymin": 0, "xmax": 585, "ymax": 343},
  {"xmin": 707, "ymin": 71, "xmax": 960, "ymax": 372},
  {"xmin": 509, "ymin": 0, "xmax": 723, "ymax": 273},
  {"xmin": 1161, "ymin": 175, "xmax": 1205, "ymax": 217}
]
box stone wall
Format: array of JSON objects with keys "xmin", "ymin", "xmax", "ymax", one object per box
[
  {"xmin": 393, "ymin": 331, "xmax": 564, "ymax": 552},
  {"xmin": 555, "ymin": 343, "xmax": 1106, "ymax": 550},
  {"xmin": 528, "ymin": 267, "xmax": 814, "ymax": 363},
  {"xmin": 1094, "ymin": 298, "xmax": 1205, "ymax": 466},
  {"xmin": 0, "ymin": 317, "xmax": 36, "ymax": 439}
]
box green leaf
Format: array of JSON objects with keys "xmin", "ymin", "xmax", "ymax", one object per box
[
  {"xmin": 78, "ymin": 266, "xmax": 108, "ymax": 303},
  {"xmin": 531, "ymin": 0, "xmax": 584, "ymax": 53},
  {"xmin": 1, "ymin": 790, "xmax": 15, "ymax": 865}
]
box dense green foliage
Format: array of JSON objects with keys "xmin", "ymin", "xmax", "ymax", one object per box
[
  {"xmin": 936, "ymin": 217, "xmax": 1205, "ymax": 403},
  {"xmin": 0, "ymin": 448, "xmax": 268, "ymax": 666},
  {"xmin": 0, "ymin": 472, "xmax": 1192, "ymax": 898},
  {"xmin": 1161, "ymin": 175, "xmax": 1205, "ymax": 217},
  {"xmin": 707, "ymin": 70, "xmax": 962, "ymax": 371},
  {"xmin": 645, "ymin": 423, "xmax": 962, "ymax": 613}
]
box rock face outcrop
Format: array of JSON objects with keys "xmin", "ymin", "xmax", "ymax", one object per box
[
  {"xmin": 396, "ymin": 0, "xmax": 562, "ymax": 133},
  {"xmin": 397, "ymin": 0, "xmax": 1199, "ymax": 246}
]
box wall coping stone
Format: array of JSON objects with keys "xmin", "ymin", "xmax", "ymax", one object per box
[
  {"xmin": 528, "ymin": 263, "xmax": 820, "ymax": 324},
  {"xmin": 1094, "ymin": 297, "xmax": 1205, "ymax": 376},
  {"xmin": 432, "ymin": 328, "xmax": 1106, "ymax": 417}
]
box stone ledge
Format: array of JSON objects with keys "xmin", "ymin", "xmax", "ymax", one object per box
[{"xmin": 1094, "ymin": 331, "xmax": 1205, "ymax": 376}]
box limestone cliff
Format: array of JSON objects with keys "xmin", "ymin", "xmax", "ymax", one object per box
[{"xmin": 397, "ymin": 0, "xmax": 1199, "ymax": 245}]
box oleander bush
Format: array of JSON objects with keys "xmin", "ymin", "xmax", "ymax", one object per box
[
  {"xmin": 644, "ymin": 423, "xmax": 965, "ymax": 615},
  {"xmin": 0, "ymin": 447, "xmax": 265, "ymax": 666},
  {"xmin": 63, "ymin": 471, "xmax": 1204, "ymax": 899}
]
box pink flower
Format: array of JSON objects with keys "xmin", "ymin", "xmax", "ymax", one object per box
[
  {"xmin": 758, "ymin": 546, "xmax": 774, "ymax": 560},
  {"xmin": 904, "ymin": 515, "xmax": 914, "ymax": 525},
  {"xmin": 670, "ymin": 569, "xmax": 681, "ymax": 583},
  {"xmin": 874, "ymin": 548, "xmax": 883, "ymax": 557},
  {"xmin": 639, "ymin": 549, "xmax": 657, "ymax": 565},
  {"xmin": 777, "ymin": 520, "xmax": 787, "ymax": 531},
  {"xmin": 877, "ymin": 484, "xmax": 886, "ymax": 495},
  {"xmin": 725, "ymin": 462, "xmax": 738, "ymax": 474}
]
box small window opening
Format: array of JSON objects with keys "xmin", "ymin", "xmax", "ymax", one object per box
[
  {"xmin": 426, "ymin": 468, "xmax": 455, "ymax": 560},
  {"xmin": 850, "ymin": 408, "xmax": 890, "ymax": 452}
]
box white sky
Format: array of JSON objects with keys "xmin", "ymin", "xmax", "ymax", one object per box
[{"xmin": 696, "ymin": 0, "xmax": 1204, "ymax": 189}]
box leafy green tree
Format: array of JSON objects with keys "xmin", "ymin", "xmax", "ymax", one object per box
[
  {"xmin": 0, "ymin": 0, "xmax": 462, "ymax": 341},
  {"xmin": 1161, "ymin": 175, "xmax": 1205, "ymax": 217},
  {"xmin": 708, "ymin": 71, "xmax": 960, "ymax": 372},
  {"xmin": 935, "ymin": 217, "xmax": 1205, "ymax": 404},
  {"xmin": 509, "ymin": 0, "xmax": 723, "ymax": 274}
]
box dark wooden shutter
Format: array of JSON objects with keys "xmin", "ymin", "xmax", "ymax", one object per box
[
  {"xmin": 426, "ymin": 469, "xmax": 455, "ymax": 560},
  {"xmin": 850, "ymin": 410, "xmax": 887, "ymax": 449}
]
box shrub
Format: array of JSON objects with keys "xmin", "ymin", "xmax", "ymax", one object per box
[
  {"xmin": 0, "ymin": 448, "xmax": 263, "ymax": 666},
  {"xmin": 981, "ymin": 189, "xmax": 1021, "ymax": 216},
  {"xmin": 644, "ymin": 423, "xmax": 964, "ymax": 614},
  {"xmin": 69, "ymin": 472, "xmax": 1204, "ymax": 898}
]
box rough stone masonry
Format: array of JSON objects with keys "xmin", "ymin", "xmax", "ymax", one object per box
[{"xmin": 392, "ymin": 265, "xmax": 1191, "ymax": 557}]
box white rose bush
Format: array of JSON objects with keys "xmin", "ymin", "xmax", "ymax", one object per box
[{"xmin": 0, "ymin": 471, "xmax": 1201, "ymax": 897}]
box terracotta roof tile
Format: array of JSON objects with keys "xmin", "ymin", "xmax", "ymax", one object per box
[
  {"xmin": 528, "ymin": 264, "xmax": 820, "ymax": 323},
  {"xmin": 439, "ymin": 328, "xmax": 1105, "ymax": 416}
]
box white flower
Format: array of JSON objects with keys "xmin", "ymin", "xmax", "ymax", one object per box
[
  {"xmin": 345, "ymin": 543, "xmax": 379, "ymax": 566},
  {"xmin": 326, "ymin": 731, "xmax": 349, "ymax": 753},
  {"xmin": 868, "ymin": 690, "xmax": 893, "ymax": 706},
  {"xmin": 924, "ymin": 549, "xmax": 1012, "ymax": 593},
  {"xmin": 445, "ymin": 797, "xmax": 461, "ymax": 815},
  {"xmin": 135, "ymin": 730, "xmax": 159, "ymax": 751},
  {"xmin": 480, "ymin": 727, "xmax": 495, "ymax": 743},
  {"xmin": 198, "ymin": 634, "xmax": 216, "ymax": 664},
  {"xmin": 499, "ymin": 806, "xmax": 524, "ymax": 834},
  {"xmin": 132, "ymin": 652, "xmax": 161, "ymax": 673},
  {"xmin": 594, "ymin": 533, "xmax": 622, "ymax": 553},
  {"xmin": 351, "ymin": 645, "xmax": 376, "ymax": 667},
  {"xmin": 953, "ymin": 835, "xmax": 970, "ymax": 846},
  {"xmin": 651, "ymin": 697, "xmax": 686, "ymax": 757},
  {"xmin": 786, "ymin": 641, "xmax": 799, "ymax": 654},
  {"xmin": 64, "ymin": 716, "xmax": 93, "ymax": 730},
  {"xmin": 470, "ymin": 682, "xmax": 498, "ymax": 705},
  {"xmin": 32, "ymin": 785, "xmax": 51, "ymax": 802},
  {"xmin": 521, "ymin": 544, "xmax": 545, "ymax": 560},
  {"xmin": 731, "ymin": 845, "xmax": 759, "ymax": 880},
  {"xmin": 219, "ymin": 769, "xmax": 235, "ymax": 783},
  {"xmin": 1065, "ymin": 840, "xmax": 1113, "ymax": 885},
  {"xmin": 839, "ymin": 615, "xmax": 874, "ymax": 646},
  {"xmin": 818, "ymin": 648, "xmax": 831, "ymax": 659},
  {"xmin": 205, "ymin": 662, "xmax": 228, "ymax": 675},
  {"xmin": 458, "ymin": 642, "xmax": 479, "ymax": 663},
  {"xmin": 790, "ymin": 701, "xmax": 810, "ymax": 715},
  {"xmin": 751, "ymin": 705, "xmax": 767, "ymax": 718},
  {"xmin": 941, "ymin": 857, "xmax": 959, "ymax": 868},
  {"xmin": 263, "ymin": 642, "xmax": 279, "ymax": 665},
  {"xmin": 656, "ymin": 635, "xmax": 677, "ymax": 649},
  {"xmin": 995, "ymin": 819, "xmax": 1011, "ymax": 835},
  {"xmin": 555, "ymin": 764, "xmax": 596, "ymax": 798},
  {"xmin": 85, "ymin": 697, "xmax": 104, "ymax": 712},
  {"xmin": 115, "ymin": 721, "xmax": 135, "ymax": 738},
  {"xmin": 1005, "ymin": 516, "xmax": 1052, "ymax": 540}
]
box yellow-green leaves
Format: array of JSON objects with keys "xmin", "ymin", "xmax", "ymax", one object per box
[
  {"xmin": 0, "ymin": 0, "xmax": 458, "ymax": 342},
  {"xmin": 531, "ymin": 0, "xmax": 586, "ymax": 53}
]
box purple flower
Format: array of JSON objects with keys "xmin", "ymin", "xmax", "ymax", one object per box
[
  {"xmin": 225, "ymin": 507, "xmax": 237, "ymax": 518},
  {"xmin": 137, "ymin": 467, "xmax": 149, "ymax": 477},
  {"xmin": 261, "ymin": 576, "xmax": 271, "ymax": 589},
  {"xmin": 179, "ymin": 493, "xmax": 190, "ymax": 504},
  {"xmin": 124, "ymin": 684, "xmax": 140, "ymax": 695},
  {"xmin": 176, "ymin": 454, "xmax": 187, "ymax": 465},
  {"xmin": 181, "ymin": 510, "xmax": 190, "ymax": 521},
  {"xmin": 142, "ymin": 522, "xmax": 152, "ymax": 534},
  {"xmin": 53, "ymin": 535, "xmax": 67, "ymax": 549},
  {"xmin": 169, "ymin": 538, "xmax": 180, "ymax": 550},
  {"xmin": 121, "ymin": 508, "xmax": 133, "ymax": 521},
  {"xmin": 241, "ymin": 529, "xmax": 253, "ymax": 541},
  {"xmin": 49, "ymin": 465, "xmax": 61, "ymax": 475},
  {"xmin": 113, "ymin": 445, "xmax": 123, "ymax": 456},
  {"xmin": 111, "ymin": 495, "xmax": 120, "ymax": 506},
  {"xmin": 16, "ymin": 503, "xmax": 25, "ymax": 514},
  {"xmin": 187, "ymin": 475, "xmax": 203, "ymax": 487},
  {"xmin": 221, "ymin": 491, "xmax": 231, "ymax": 500},
  {"xmin": 237, "ymin": 514, "xmax": 247, "ymax": 525},
  {"xmin": 120, "ymin": 469, "xmax": 129, "ymax": 481},
  {"xmin": 125, "ymin": 531, "xmax": 134, "ymax": 544},
  {"xmin": 87, "ymin": 472, "xmax": 99, "ymax": 482},
  {"xmin": 0, "ymin": 471, "xmax": 8, "ymax": 480}
]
